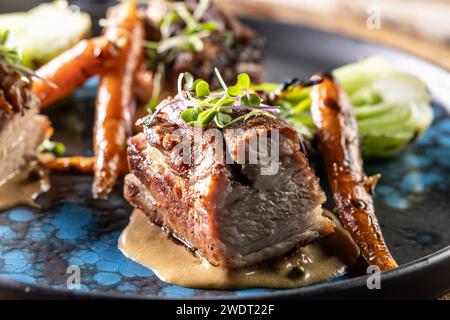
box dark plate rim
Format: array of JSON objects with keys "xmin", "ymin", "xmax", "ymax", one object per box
[
  {"xmin": 1, "ymin": 17, "xmax": 449, "ymax": 300},
  {"xmin": 0, "ymin": 245, "xmax": 448, "ymax": 299}
]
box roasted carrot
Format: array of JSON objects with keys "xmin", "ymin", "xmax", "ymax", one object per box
[
  {"xmin": 42, "ymin": 156, "xmax": 95, "ymax": 174},
  {"xmin": 92, "ymin": 1, "xmax": 144, "ymax": 199},
  {"xmin": 310, "ymin": 74, "xmax": 398, "ymax": 271},
  {"xmin": 41, "ymin": 155, "xmax": 128, "ymax": 174},
  {"xmin": 32, "ymin": 37, "xmax": 120, "ymax": 108}
]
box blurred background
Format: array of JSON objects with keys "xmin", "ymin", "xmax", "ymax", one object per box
[
  {"xmin": 215, "ymin": 0, "xmax": 450, "ymax": 71},
  {"xmin": 1, "ymin": 0, "xmax": 449, "ymax": 70}
]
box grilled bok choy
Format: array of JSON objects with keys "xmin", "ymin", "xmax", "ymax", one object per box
[{"xmin": 255, "ymin": 57, "xmax": 433, "ymax": 158}]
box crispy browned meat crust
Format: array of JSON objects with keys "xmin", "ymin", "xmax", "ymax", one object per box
[
  {"xmin": 125, "ymin": 98, "xmax": 333, "ymax": 268},
  {"xmin": 310, "ymin": 74, "xmax": 397, "ymax": 271},
  {"xmin": 0, "ymin": 59, "xmax": 38, "ymax": 114},
  {"xmin": 0, "ymin": 59, "xmax": 50, "ymax": 184}
]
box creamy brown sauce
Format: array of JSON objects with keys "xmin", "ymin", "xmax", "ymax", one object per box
[
  {"xmin": 0, "ymin": 162, "xmax": 50, "ymax": 211},
  {"xmin": 119, "ymin": 209, "xmax": 360, "ymax": 289}
]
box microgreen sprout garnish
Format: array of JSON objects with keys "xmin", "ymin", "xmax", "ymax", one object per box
[
  {"xmin": 250, "ymin": 77, "xmax": 325, "ymax": 141},
  {"xmin": 142, "ymin": 0, "xmax": 218, "ymax": 110},
  {"xmin": 174, "ymin": 69, "xmax": 279, "ymax": 128},
  {"xmin": 0, "ymin": 29, "xmax": 57, "ymax": 88},
  {"xmin": 0, "ymin": 30, "xmax": 21, "ymax": 66}
]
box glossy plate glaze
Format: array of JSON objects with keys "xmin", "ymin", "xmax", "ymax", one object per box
[{"xmin": 0, "ymin": 10, "xmax": 449, "ymax": 298}]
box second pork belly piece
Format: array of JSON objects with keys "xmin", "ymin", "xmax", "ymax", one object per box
[
  {"xmin": 125, "ymin": 98, "xmax": 333, "ymax": 268},
  {"xmin": 0, "ymin": 59, "xmax": 50, "ymax": 185}
]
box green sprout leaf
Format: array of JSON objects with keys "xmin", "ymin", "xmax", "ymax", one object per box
[
  {"xmin": 227, "ymin": 85, "xmax": 242, "ymax": 97},
  {"xmin": 195, "ymin": 80, "xmax": 210, "ymax": 97},
  {"xmin": 196, "ymin": 108, "xmax": 217, "ymax": 126},
  {"xmin": 218, "ymin": 112, "xmax": 233, "ymax": 123},
  {"xmin": 237, "ymin": 73, "xmax": 250, "ymax": 90},
  {"xmin": 227, "ymin": 73, "xmax": 251, "ymax": 97},
  {"xmin": 221, "ymin": 98, "xmax": 235, "ymax": 106},
  {"xmin": 181, "ymin": 107, "xmax": 202, "ymax": 123},
  {"xmin": 240, "ymin": 93, "xmax": 261, "ymax": 106},
  {"xmin": 200, "ymin": 21, "xmax": 217, "ymax": 32},
  {"xmin": 192, "ymin": 78, "xmax": 203, "ymax": 89},
  {"xmin": 215, "ymin": 111, "xmax": 233, "ymax": 128}
]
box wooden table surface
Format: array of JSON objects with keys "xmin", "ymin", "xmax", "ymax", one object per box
[
  {"xmin": 216, "ymin": 0, "xmax": 450, "ymax": 71},
  {"xmin": 216, "ymin": 0, "xmax": 449, "ymax": 300}
]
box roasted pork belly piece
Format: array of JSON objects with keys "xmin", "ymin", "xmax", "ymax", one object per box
[
  {"xmin": 134, "ymin": 0, "xmax": 264, "ymax": 103},
  {"xmin": 0, "ymin": 107, "xmax": 50, "ymax": 184},
  {"xmin": 0, "ymin": 59, "xmax": 50, "ymax": 185},
  {"xmin": 124, "ymin": 98, "xmax": 333, "ymax": 268}
]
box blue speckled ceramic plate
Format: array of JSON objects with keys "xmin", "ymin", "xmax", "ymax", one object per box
[{"xmin": 0, "ymin": 11, "xmax": 449, "ymax": 299}]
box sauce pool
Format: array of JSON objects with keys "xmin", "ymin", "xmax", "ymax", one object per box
[
  {"xmin": 0, "ymin": 162, "xmax": 50, "ymax": 211},
  {"xmin": 119, "ymin": 209, "xmax": 360, "ymax": 289}
]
